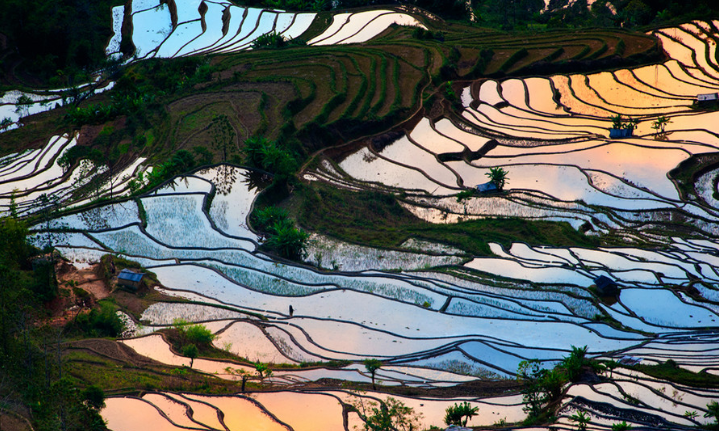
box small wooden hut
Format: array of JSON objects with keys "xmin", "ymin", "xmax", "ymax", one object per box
[
  {"xmin": 594, "ymin": 275, "xmax": 619, "ymax": 296},
  {"xmin": 118, "ymin": 269, "xmax": 144, "ymax": 291}
]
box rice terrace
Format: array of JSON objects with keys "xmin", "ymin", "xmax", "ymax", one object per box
[{"xmin": 6, "ymin": 0, "xmax": 719, "ymax": 429}]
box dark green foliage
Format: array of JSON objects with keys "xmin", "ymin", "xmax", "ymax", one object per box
[
  {"xmin": 363, "ymin": 358, "xmax": 382, "ymax": 390},
  {"xmin": 265, "ymin": 218, "xmax": 310, "ymax": 260},
  {"xmin": 299, "ymin": 183, "xmax": 597, "ymax": 256},
  {"xmin": 83, "ymin": 385, "xmax": 106, "ymax": 410},
  {"xmin": 193, "ymin": 146, "xmax": 214, "ymax": 165},
  {"xmin": 183, "ymin": 344, "xmax": 198, "ymax": 368},
  {"xmin": 705, "ymin": 401, "xmax": 719, "ymax": 425},
  {"xmin": 412, "ymin": 27, "xmax": 445, "ymax": 41},
  {"xmin": 243, "ymin": 136, "xmax": 298, "ymax": 178},
  {"xmin": 173, "ymin": 320, "xmax": 216, "ymax": 347},
  {"xmin": 444, "ymin": 402, "xmax": 479, "ymax": 427},
  {"xmin": 485, "ymin": 166, "xmax": 509, "ymax": 190},
  {"xmin": 252, "ymin": 32, "xmax": 288, "ymax": 49},
  {"xmin": 73, "ymin": 302, "xmax": 125, "ymax": 337},
  {"xmin": 31, "ymin": 260, "xmax": 59, "ymax": 303},
  {"xmin": 611, "ymin": 422, "xmax": 632, "ymax": 431},
  {"xmin": 184, "ymin": 325, "xmax": 215, "ymax": 346},
  {"xmin": 569, "ymin": 410, "xmax": 591, "ymax": 430},
  {"xmin": 0, "ymin": 215, "xmax": 30, "ymax": 265},
  {"xmin": 633, "ymin": 360, "xmax": 719, "ymax": 388},
  {"xmin": 456, "ymin": 189, "xmax": 475, "ymax": 202},
  {"xmin": 57, "ymin": 146, "xmax": 104, "ymax": 172},
  {"xmin": 253, "ymin": 206, "xmax": 289, "ymax": 232},
  {"xmin": 517, "ymin": 359, "xmax": 567, "ymax": 418},
  {"xmin": 518, "ymin": 346, "xmax": 604, "ymax": 421},
  {"xmin": 139, "ymin": 149, "xmax": 198, "ymax": 191},
  {"xmin": 252, "ymin": 206, "xmax": 309, "ymax": 260},
  {"xmin": 0, "ymin": 0, "xmax": 124, "ymax": 81},
  {"xmin": 352, "ymin": 397, "xmax": 422, "ymax": 431},
  {"xmin": 558, "ymin": 345, "xmax": 591, "ymax": 383},
  {"xmin": 210, "ymin": 114, "xmax": 236, "ymax": 162}
]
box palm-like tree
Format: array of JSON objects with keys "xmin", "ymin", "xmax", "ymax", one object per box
[
  {"xmin": 485, "ymin": 167, "xmax": 509, "ymax": 191},
  {"xmin": 363, "ymin": 359, "xmax": 382, "ymax": 390}
]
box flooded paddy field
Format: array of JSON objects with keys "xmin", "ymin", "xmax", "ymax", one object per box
[{"xmin": 4, "ymin": 2, "xmax": 719, "ymax": 430}]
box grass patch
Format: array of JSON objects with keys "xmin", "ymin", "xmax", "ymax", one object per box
[
  {"xmin": 297, "ymin": 183, "xmax": 598, "ymax": 255},
  {"xmin": 632, "ymin": 360, "xmax": 719, "ymax": 388}
]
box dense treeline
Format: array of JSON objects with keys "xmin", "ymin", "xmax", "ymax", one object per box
[
  {"xmin": 0, "ymin": 215, "xmax": 108, "ymax": 430},
  {"xmin": 0, "ymin": 0, "xmax": 124, "ymax": 84}
]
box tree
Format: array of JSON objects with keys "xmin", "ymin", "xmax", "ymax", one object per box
[
  {"xmin": 652, "ymin": 116, "xmax": 671, "ymax": 139},
  {"xmin": 0, "ymin": 117, "xmax": 12, "ymax": 130},
  {"xmin": 173, "ymin": 320, "xmax": 215, "ymax": 346},
  {"xmin": 517, "ymin": 359, "xmax": 567, "ymax": 418},
  {"xmin": 15, "ymin": 95, "xmax": 33, "ymax": 118},
  {"xmin": 611, "ymin": 421, "xmax": 632, "ymax": 430},
  {"xmin": 364, "ymin": 359, "xmax": 382, "ymax": 390},
  {"xmin": 83, "ymin": 385, "xmax": 105, "ymax": 410},
  {"xmin": 183, "ymin": 344, "xmax": 198, "ymax": 368},
  {"xmin": 352, "ymin": 396, "xmax": 423, "ymax": 431},
  {"xmin": 485, "ymin": 167, "xmax": 509, "ymax": 191},
  {"xmin": 569, "ymin": 409, "xmax": 591, "ymax": 430},
  {"xmin": 255, "ymin": 362, "xmax": 273, "ymax": 385},
  {"xmin": 444, "ymin": 402, "xmax": 478, "ymax": 427},
  {"xmin": 210, "ymin": 114, "xmax": 236, "ymax": 162},
  {"xmin": 558, "ymin": 345, "xmax": 589, "ymax": 383},
  {"xmin": 265, "ymin": 219, "xmax": 310, "ymax": 260},
  {"xmin": 705, "ymin": 400, "xmax": 719, "ymax": 424}
]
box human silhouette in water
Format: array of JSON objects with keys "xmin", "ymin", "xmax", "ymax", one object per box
[{"xmin": 289, "ymin": 305, "xmax": 294, "ymax": 316}]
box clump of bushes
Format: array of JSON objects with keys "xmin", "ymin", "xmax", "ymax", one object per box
[
  {"xmin": 243, "ymin": 136, "xmax": 298, "ymax": 179},
  {"xmin": 517, "ymin": 346, "xmax": 605, "ymax": 424},
  {"xmin": 412, "ymin": 27, "xmax": 445, "ymax": 41},
  {"xmin": 173, "ymin": 319, "xmax": 216, "ymax": 346},
  {"xmin": 252, "ymin": 206, "xmax": 309, "ymax": 260},
  {"xmin": 73, "ymin": 302, "xmax": 125, "ymax": 337}
]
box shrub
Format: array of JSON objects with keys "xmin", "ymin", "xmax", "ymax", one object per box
[
  {"xmin": 173, "ymin": 320, "xmax": 215, "ymax": 346},
  {"xmin": 184, "ymin": 324, "xmax": 215, "ymax": 345},
  {"xmin": 83, "ymin": 385, "xmax": 105, "ymax": 410},
  {"xmin": 517, "ymin": 359, "xmax": 568, "ymax": 418},
  {"xmin": 253, "ymin": 206, "xmax": 289, "ymax": 232},
  {"xmin": 444, "ymin": 402, "xmax": 478, "ymax": 427},
  {"xmin": 251, "ymin": 32, "xmax": 287, "ymax": 49},
  {"xmin": 265, "ymin": 218, "xmax": 310, "ymax": 260},
  {"xmin": 183, "ymin": 343, "xmax": 198, "ymax": 368},
  {"xmin": 243, "ymin": 136, "xmax": 297, "ymax": 178},
  {"xmin": 74, "ymin": 302, "xmax": 125, "ymax": 337},
  {"xmin": 351, "ymin": 397, "xmax": 422, "ymax": 431}
]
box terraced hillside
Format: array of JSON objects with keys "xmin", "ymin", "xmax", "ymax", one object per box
[{"xmin": 4, "ymin": 1, "xmax": 719, "ymax": 431}]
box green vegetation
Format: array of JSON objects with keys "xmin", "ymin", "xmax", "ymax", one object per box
[
  {"xmin": 173, "ymin": 319, "xmax": 216, "ymax": 347},
  {"xmin": 70, "ymin": 301, "xmax": 125, "ymax": 337},
  {"xmin": 183, "ymin": 344, "xmax": 199, "ymax": 368},
  {"xmin": 252, "ymin": 206, "xmax": 310, "ymax": 260},
  {"xmin": 485, "ymin": 166, "xmax": 509, "ymax": 190},
  {"xmin": 569, "ymin": 410, "xmax": 591, "ymax": 430},
  {"xmin": 210, "ymin": 114, "xmax": 236, "ymax": 162},
  {"xmin": 632, "ymin": 359, "xmax": 719, "ymax": 388},
  {"xmin": 244, "ymin": 136, "xmax": 299, "ymax": 179},
  {"xmin": 363, "ymin": 358, "xmax": 382, "ymax": 390},
  {"xmin": 298, "ymin": 184, "xmax": 598, "ymax": 256},
  {"xmin": 612, "ymin": 421, "xmax": 632, "ymax": 430},
  {"xmin": 705, "ymin": 401, "xmax": 719, "ymax": 426},
  {"xmin": 0, "ymin": 0, "xmax": 125, "ymax": 83},
  {"xmin": 350, "ymin": 396, "xmax": 423, "ymax": 431},
  {"xmin": 444, "ymin": 402, "xmax": 478, "ymax": 427},
  {"xmin": 0, "ymin": 213, "xmax": 110, "ymax": 430},
  {"xmin": 517, "ymin": 346, "xmax": 604, "ymax": 425}
]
